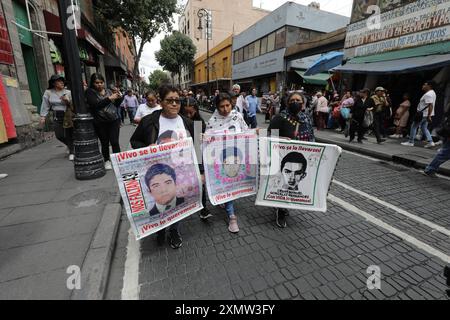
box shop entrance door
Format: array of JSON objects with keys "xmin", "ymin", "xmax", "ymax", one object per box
[{"xmin": 22, "ymin": 44, "xmax": 42, "ymax": 111}]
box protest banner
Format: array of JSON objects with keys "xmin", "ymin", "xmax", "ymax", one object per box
[
  {"xmin": 111, "ymin": 138, "xmax": 203, "ymax": 240},
  {"xmin": 256, "ymin": 137, "xmax": 341, "ymax": 212},
  {"xmin": 203, "ymin": 130, "xmax": 258, "ymax": 205}
]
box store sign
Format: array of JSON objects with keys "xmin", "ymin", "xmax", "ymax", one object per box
[
  {"xmin": 232, "ymin": 49, "xmax": 285, "ymax": 80},
  {"xmin": 0, "ymin": 12, "xmax": 14, "ymax": 65},
  {"xmin": 345, "ymin": 0, "xmax": 450, "ymax": 58},
  {"xmin": 350, "ymin": 0, "xmax": 416, "ymax": 24}
]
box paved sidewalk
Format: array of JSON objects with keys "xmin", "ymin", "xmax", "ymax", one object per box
[
  {"xmin": 0, "ymin": 124, "xmax": 135, "ymax": 300},
  {"xmin": 314, "ymin": 130, "xmax": 450, "ymax": 176}
]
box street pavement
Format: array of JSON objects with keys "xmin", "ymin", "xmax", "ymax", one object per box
[
  {"xmin": 106, "ymin": 112, "xmax": 450, "ymax": 301},
  {"xmin": 0, "ymin": 122, "xmax": 135, "ymax": 300}
]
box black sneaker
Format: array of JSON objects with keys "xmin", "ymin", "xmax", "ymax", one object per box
[
  {"xmin": 169, "ymin": 230, "xmax": 183, "ymax": 249},
  {"xmin": 156, "ymin": 230, "xmax": 165, "ymax": 246},
  {"xmin": 276, "ymin": 209, "xmax": 287, "ymax": 229},
  {"xmin": 199, "ymin": 208, "xmax": 213, "ymax": 220},
  {"xmin": 421, "ymin": 171, "xmax": 437, "ymax": 178}
]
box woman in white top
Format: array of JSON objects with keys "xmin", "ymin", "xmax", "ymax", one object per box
[
  {"xmin": 206, "ymin": 93, "xmax": 249, "ymax": 233},
  {"xmin": 134, "ymin": 92, "xmax": 162, "ymax": 124}
]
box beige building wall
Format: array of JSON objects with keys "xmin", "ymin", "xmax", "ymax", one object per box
[{"xmin": 178, "ymin": 0, "xmax": 269, "ymax": 88}]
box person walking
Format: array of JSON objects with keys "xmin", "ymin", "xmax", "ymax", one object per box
[
  {"xmin": 231, "ymin": 84, "xmax": 248, "ymax": 117},
  {"xmin": 389, "ymin": 93, "xmax": 411, "ymax": 138},
  {"xmin": 402, "ymin": 81, "xmax": 436, "ymax": 148},
  {"xmin": 314, "ymin": 91, "xmax": 329, "ymax": 131},
  {"xmin": 370, "ymin": 87, "xmax": 389, "ymax": 144},
  {"xmin": 134, "ymin": 92, "xmax": 162, "ymax": 124},
  {"xmin": 349, "ymin": 88, "xmax": 371, "ymax": 143},
  {"xmin": 206, "ymin": 93, "xmax": 249, "ymax": 233},
  {"xmin": 245, "ymin": 88, "xmax": 262, "ymax": 129},
  {"xmin": 130, "ymin": 86, "xmax": 198, "ymax": 249},
  {"xmin": 85, "ymin": 73, "xmax": 124, "ymax": 170},
  {"xmin": 40, "ymin": 75, "xmax": 75, "ymax": 161},
  {"xmin": 122, "ymin": 89, "xmax": 139, "ymax": 125},
  {"xmin": 268, "ymin": 91, "xmax": 315, "ymax": 228}
]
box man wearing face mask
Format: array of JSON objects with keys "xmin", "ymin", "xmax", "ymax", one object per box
[{"xmin": 268, "ymin": 91, "xmax": 315, "ymax": 228}]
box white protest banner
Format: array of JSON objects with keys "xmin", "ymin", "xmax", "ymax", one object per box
[
  {"xmin": 256, "ymin": 138, "xmax": 342, "ymax": 212},
  {"xmin": 203, "ymin": 130, "xmax": 259, "ymax": 205},
  {"xmin": 111, "ymin": 138, "xmax": 203, "ymax": 240}
]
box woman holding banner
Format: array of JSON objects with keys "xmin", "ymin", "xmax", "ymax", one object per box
[
  {"xmin": 206, "ymin": 93, "xmax": 249, "ymax": 233},
  {"xmin": 268, "ymin": 91, "xmax": 315, "ymax": 228}
]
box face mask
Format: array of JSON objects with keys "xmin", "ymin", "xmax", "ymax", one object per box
[{"xmin": 288, "ymin": 102, "xmax": 302, "ymax": 115}]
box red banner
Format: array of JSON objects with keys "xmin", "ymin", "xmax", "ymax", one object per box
[{"xmin": 0, "ymin": 75, "xmax": 17, "ymax": 139}]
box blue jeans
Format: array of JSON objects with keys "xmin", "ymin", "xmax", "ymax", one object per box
[
  {"xmin": 409, "ymin": 118, "xmax": 433, "ymax": 143},
  {"xmin": 127, "ymin": 107, "xmax": 137, "ymax": 123},
  {"xmin": 225, "ymin": 201, "xmax": 234, "ymax": 217},
  {"xmin": 248, "ymin": 116, "xmax": 257, "ymax": 129},
  {"xmin": 425, "ymin": 141, "xmax": 450, "ymax": 174}
]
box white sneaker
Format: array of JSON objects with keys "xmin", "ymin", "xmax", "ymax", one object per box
[
  {"xmin": 0, "ymin": 173, "xmax": 8, "ymax": 180},
  {"xmin": 389, "ymin": 134, "xmax": 399, "ymax": 139},
  {"xmin": 424, "ymin": 142, "xmax": 435, "ymax": 149},
  {"xmin": 401, "ymin": 142, "xmax": 414, "ymax": 147},
  {"xmin": 105, "ymin": 161, "xmax": 112, "ymax": 170},
  {"xmin": 69, "ymin": 154, "xmax": 75, "ymax": 161}
]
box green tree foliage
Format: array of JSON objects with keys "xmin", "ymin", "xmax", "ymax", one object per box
[
  {"xmin": 155, "ymin": 31, "xmax": 196, "ymax": 87},
  {"xmin": 148, "ymin": 70, "xmax": 170, "ymax": 91},
  {"xmin": 95, "ymin": 0, "xmax": 178, "ymax": 85}
]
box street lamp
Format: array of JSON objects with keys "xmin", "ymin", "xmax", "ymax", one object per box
[
  {"xmin": 197, "ymin": 8, "xmax": 210, "ymax": 97},
  {"xmin": 58, "ymin": 0, "xmax": 106, "ymax": 180}
]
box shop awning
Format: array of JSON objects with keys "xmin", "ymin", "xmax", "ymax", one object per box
[
  {"xmin": 334, "ymin": 53, "xmax": 450, "ymax": 74},
  {"xmin": 295, "ymin": 71, "xmax": 331, "ymax": 86}
]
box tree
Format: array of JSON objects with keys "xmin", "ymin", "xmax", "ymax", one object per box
[
  {"xmin": 148, "ymin": 70, "xmax": 170, "ymax": 91},
  {"xmin": 95, "ymin": 0, "xmax": 178, "ymax": 86},
  {"xmin": 155, "ymin": 31, "xmax": 196, "ymax": 88}
]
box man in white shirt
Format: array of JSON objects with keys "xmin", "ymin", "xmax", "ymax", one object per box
[
  {"xmin": 134, "ymin": 92, "xmax": 162, "ymax": 124},
  {"xmin": 232, "ymin": 84, "xmax": 248, "ymax": 115},
  {"xmin": 402, "ymin": 81, "xmax": 437, "ymax": 148}
]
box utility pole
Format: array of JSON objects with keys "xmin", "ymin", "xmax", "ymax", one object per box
[
  {"xmin": 58, "ymin": 0, "xmax": 106, "ymax": 180},
  {"xmin": 197, "ymin": 8, "xmax": 210, "ymax": 97}
]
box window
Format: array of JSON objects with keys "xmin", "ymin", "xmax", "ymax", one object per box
[
  {"xmin": 222, "ymin": 57, "xmax": 228, "ymax": 77},
  {"xmin": 248, "ymin": 43, "xmax": 255, "ymax": 59},
  {"xmin": 254, "ymin": 40, "xmax": 260, "ymax": 57},
  {"xmin": 286, "ymin": 26, "xmax": 312, "ymax": 47},
  {"xmin": 238, "ymin": 48, "xmax": 243, "ymax": 64},
  {"xmin": 243, "ymin": 45, "xmax": 249, "ymax": 61},
  {"xmin": 267, "ymin": 32, "xmax": 275, "ymax": 52},
  {"xmin": 275, "ymin": 27, "xmax": 286, "ymax": 50},
  {"xmin": 260, "ymin": 36, "xmax": 268, "ymax": 55}
]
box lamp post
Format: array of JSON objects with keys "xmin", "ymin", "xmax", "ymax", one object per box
[
  {"xmin": 58, "ymin": 0, "xmax": 106, "ymax": 180},
  {"xmin": 197, "ymin": 8, "xmax": 210, "ymax": 98}
]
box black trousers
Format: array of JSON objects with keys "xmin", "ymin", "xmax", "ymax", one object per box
[
  {"xmin": 372, "ymin": 112, "xmax": 384, "ymax": 142},
  {"xmin": 349, "ymin": 119, "xmax": 365, "ymax": 141},
  {"xmin": 53, "ymin": 112, "xmax": 74, "ymax": 154},
  {"xmin": 94, "ymin": 119, "xmax": 121, "ymax": 161}
]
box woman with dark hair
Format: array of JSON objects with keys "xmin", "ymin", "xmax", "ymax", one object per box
[
  {"xmin": 205, "ymin": 92, "xmax": 249, "ymax": 233},
  {"xmin": 40, "ymin": 75, "xmax": 75, "ymax": 161},
  {"xmin": 85, "ymin": 73, "xmax": 124, "ymax": 170},
  {"xmin": 268, "ymin": 91, "xmax": 315, "ymax": 229}
]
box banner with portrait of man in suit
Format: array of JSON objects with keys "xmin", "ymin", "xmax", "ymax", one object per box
[
  {"xmin": 256, "ymin": 137, "xmax": 342, "ymax": 212},
  {"xmin": 203, "ymin": 130, "xmax": 258, "ymax": 205},
  {"xmin": 111, "ymin": 138, "xmax": 203, "ymax": 240}
]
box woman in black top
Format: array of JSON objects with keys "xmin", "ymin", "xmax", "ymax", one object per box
[
  {"xmin": 85, "ymin": 73, "xmax": 124, "ymax": 170},
  {"xmin": 268, "ymin": 91, "xmax": 315, "ymax": 229}
]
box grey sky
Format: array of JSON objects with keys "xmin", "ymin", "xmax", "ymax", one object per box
[{"xmin": 139, "ymin": 0, "xmax": 354, "ymax": 80}]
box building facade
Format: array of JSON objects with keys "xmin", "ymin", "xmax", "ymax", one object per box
[
  {"xmin": 232, "ymin": 1, "xmax": 349, "ymax": 94},
  {"xmin": 178, "ymin": 0, "xmax": 269, "ymax": 89},
  {"xmin": 192, "ymin": 35, "xmax": 232, "ymax": 93},
  {"xmin": 337, "ymin": 0, "xmax": 450, "ymax": 128}
]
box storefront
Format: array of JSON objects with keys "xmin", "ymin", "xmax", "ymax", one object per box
[{"xmin": 336, "ymin": 0, "xmax": 450, "ymax": 127}]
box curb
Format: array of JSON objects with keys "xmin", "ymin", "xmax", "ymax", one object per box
[
  {"xmin": 316, "ymin": 137, "xmax": 450, "ymax": 177},
  {"xmin": 0, "ymin": 144, "xmax": 22, "ymax": 160},
  {"xmin": 72, "ymin": 195, "xmax": 123, "ymax": 300}
]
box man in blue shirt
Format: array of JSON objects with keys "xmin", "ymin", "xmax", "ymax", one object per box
[{"xmin": 245, "ymin": 88, "xmax": 262, "ymax": 128}]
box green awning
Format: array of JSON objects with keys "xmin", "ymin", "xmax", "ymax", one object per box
[
  {"xmin": 349, "ymin": 42, "xmax": 450, "ymax": 64},
  {"xmin": 295, "ymin": 71, "xmax": 330, "ymax": 86}
]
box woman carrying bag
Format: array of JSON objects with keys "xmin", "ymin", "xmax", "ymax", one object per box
[
  {"xmin": 40, "ymin": 75, "xmax": 75, "ymax": 161},
  {"xmin": 85, "ymin": 73, "xmax": 124, "ymax": 170}
]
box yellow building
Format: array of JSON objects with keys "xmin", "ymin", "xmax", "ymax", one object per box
[{"xmin": 192, "ymin": 36, "xmax": 232, "ymax": 94}]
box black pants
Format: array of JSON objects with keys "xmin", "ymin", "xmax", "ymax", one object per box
[
  {"xmin": 120, "ymin": 107, "xmax": 127, "ymax": 124},
  {"xmin": 94, "ymin": 119, "xmax": 121, "ymax": 161},
  {"xmin": 53, "ymin": 112, "xmax": 74, "ymax": 154},
  {"xmin": 373, "ymin": 112, "xmax": 384, "ymax": 142},
  {"xmin": 349, "ymin": 119, "xmax": 365, "ymax": 141}
]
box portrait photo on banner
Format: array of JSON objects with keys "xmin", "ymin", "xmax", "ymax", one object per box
[
  {"xmin": 111, "ymin": 138, "xmax": 203, "ymax": 240},
  {"xmin": 203, "ymin": 130, "xmax": 259, "ymax": 205},
  {"xmin": 256, "ymin": 138, "xmax": 342, "ymax": 212}
]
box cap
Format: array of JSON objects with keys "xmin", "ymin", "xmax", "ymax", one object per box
[
  {"xmin": 375, "ymin": 87, "xmax": 385, "ymax": 92},
  {"xmin": 48, "ymin": 74, "xmax": 65, "ymax": 89}
]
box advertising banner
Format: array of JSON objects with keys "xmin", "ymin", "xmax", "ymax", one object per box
[
  {"xmin": 203, "ymin": 130, "xmax": 259, "ymax": 205},
  {"xmin": 256, "ymin": 138, "xmax": 341, "ymax": 212},
  {"xmin": 111, "ymin": 138, "xmax": 203, "ymax": 240}
]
